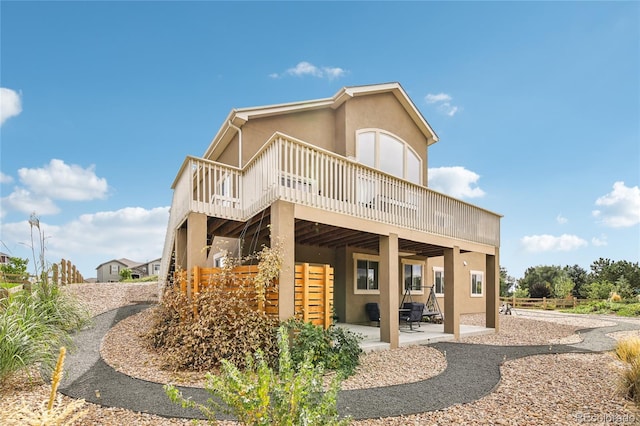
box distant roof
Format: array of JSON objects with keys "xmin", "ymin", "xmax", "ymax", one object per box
[
  {"xmin": 95, "ymin": 257, "xmax": 161, "ymax": 270},
  {"xmin": 203, "ymin": 82, "xmax": 439, "ymax": 160}
]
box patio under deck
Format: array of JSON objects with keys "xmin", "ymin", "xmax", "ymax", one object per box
[{"xmin": 338, "ymin": 322, "xmax": 495, "ymax": 352}]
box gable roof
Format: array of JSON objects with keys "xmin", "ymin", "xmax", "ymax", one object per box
[
  {"xmin": 95, "ymin": 258, "xmax": 142, "ymax": 271},
  {"xmin": 204, "ymin": 82, "xmax": 439, "ymax": 160}
]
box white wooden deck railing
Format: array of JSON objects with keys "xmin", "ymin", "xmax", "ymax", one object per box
[{"xmin": 160, "ymin": 133, "xmax": 501, "ymax": 285}]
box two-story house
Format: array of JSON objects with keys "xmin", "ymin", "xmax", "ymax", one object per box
[
  {"xmin": 96, "ymin": 257, "xmax": 161, "ymax": 282},
  {"xmin": 159, "ymin": 82, "xmax": 502, "ymax": 348}
]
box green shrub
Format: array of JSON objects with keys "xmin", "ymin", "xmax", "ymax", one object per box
[
  {"xmin": 284, "ymin": 319, "xmax": 363, "ymax": 378},
  {"xmin": 147, "ymin": 285, "xmax": 280, "ymax": 371},
  {"xmin": 121, "ymin": 275, "xmax": 158, "ymax": 283},
  {"xmin": 165, "ymin": 325, "xmax": 350, "ymax": 426},
  {"xmin": 617, "ymin": 303, "xmax": 640, "ymax": 317},
  {"xmin": 119, "ymin": 268, "xmax": 132, "ymax": 281}
]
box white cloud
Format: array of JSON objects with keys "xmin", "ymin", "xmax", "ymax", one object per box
[
  {"xmin": 0, "ymin": 87, "xmax": 22, "ymax": 126},
  {"xmin": 0, "ymin": 206, "xmax": 170, "ymax": 277},
  {"xmin": 591, "ymin": 235, "xmax": 608, "ymax": 247},
  {"xmin": 1, "ymin": 187, "xmax": 60, "ymax": 216},
  {"xmin": 270, "ymin": 61, "xmax": 347, "ymax": 80},
  {"xmin": 322, "ymin": 66, "xmax": 347, "ymax": 80},
  {"xmin": 556, "ymin": 214, "xmax": 568, "ymax": 224},
  {"xmin": 425, "ymin": 92, "xmax": 459, "ymax": 117},
  {"xmin": 592, "ymin": 181, "xmax": 640, "ymax": 227},
  {"xmin": 288, "ymin": 61, "xmax": 322, "ymax": 77},
  {"xmin": 18, "ymin": 159, "xmax": 109, "ymax": 201},
  {"xmin": 428, "ymin": 166, "xmax": 485, "ymax": 199},
  {"xmin": 521, "ymin": 234, "xmax": 588, "ymax": 252},
  {"xmin": 425, "ymin": 93, "xmax": 452, "ymax": 103},
  {"xmin": 0, "ymin": 172, "xmax": 13, "ymax": 184}
]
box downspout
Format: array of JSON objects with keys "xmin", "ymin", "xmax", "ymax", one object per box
[
  {"xmin": 228, "ymin": 120, "xmax": 243, "ymax": 259},
  {"xmin": 228, "ymin": 120, "xmax": 242, "ymax": 168}
]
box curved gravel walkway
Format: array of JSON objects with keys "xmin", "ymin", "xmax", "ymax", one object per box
[{"xmin": 59, "ymin": 304, "xmax": 640, "ymax": 421}]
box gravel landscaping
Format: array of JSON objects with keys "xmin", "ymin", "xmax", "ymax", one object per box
[{"xmin": 2, "ymin": 282, "xmax": 639, "ymax": 425}]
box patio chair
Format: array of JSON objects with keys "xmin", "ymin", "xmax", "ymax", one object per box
[
  {"xmin": 400, "ymin": 302, "xmax": 424, "ymax": 330},
  {"xmin": 365, "ymin": 302, "xmax": 380, "ymax": 327}
]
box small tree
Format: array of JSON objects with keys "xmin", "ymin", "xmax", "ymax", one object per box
[
  {"xmin": 581, "ymin": 280, "xmax": 615, "ymax": 300},
  {"xmin": 119, "ymin": 268, "xmax": 132, "ymax": 281},
  {"xmin": 552, "ymin": 276, "xmax": 574, "ymax": 298},
  {"xmin": 513, "ymin": 285, "xmax": 529, "ymax": 298},
  {"xmin": 529, "ymin": 281, "xmax": 552, "ymax": 298},
  {"xmin": 615, "ymin": 276, "xmax": 634, "ymax": 300},
  {"xmin": 0, "ymin": 257, "xmax": 29, "ymax": 282}
]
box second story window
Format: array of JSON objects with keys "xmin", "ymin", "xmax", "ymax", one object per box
[{"xmin": 357, "ymin": 130, "xmax": 421, "ymax": 184}]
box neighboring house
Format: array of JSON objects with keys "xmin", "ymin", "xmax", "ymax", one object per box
[
  {"xmin": 96, "ymin": 257, "xmax": 161, "ymax": 282},
  {"xmin": 0, "ymin": 252, "xmax": 10, "ymax": 266},
  {"xmin": 159, "ymin": 82, "xmax": 502, "ymax": 348}
]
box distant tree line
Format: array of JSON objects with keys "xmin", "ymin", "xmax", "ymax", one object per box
[{"xmin": 502, "ymin": 258, "xmax": 640, "ymax": 300}]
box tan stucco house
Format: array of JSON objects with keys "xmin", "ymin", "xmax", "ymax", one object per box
[{"xmin": 159, "ymin": 82, "xmax": 502, "ymax": 348}]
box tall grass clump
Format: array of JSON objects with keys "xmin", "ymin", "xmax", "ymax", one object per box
[
  {"xmin": 614, "ymin": 337, "xmax": 640, "ymax": 406},
  {"xmin": 0, "ymin": 212, "xmax": 91, "ymax": 383},
  {"xmin": 0, "ymin": 283, "xmax": 90, "ymax": 383}
]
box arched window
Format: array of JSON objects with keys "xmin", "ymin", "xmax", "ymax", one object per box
[{"xmin": 356, "ymin": 130, "xmax": 422, "ymax": 184}]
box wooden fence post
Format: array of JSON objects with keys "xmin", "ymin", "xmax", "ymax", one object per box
[
  {"xmin": 65, "ymin": 260, "xmax": 71, "ymax": 285},
  {"xmin": 52, "ymin": 263, "xmax": 59, "ymax": 284},
  {"xmin": 302, "ymin": 263, "xmax": 310, "ymax": 323},
  {"xmin": 323, "ymin": 264, "xmax": 332, "ymax": 329},
  {"xmin": 543, "ymin": 297, "xmax": 547, "ymax": 310},
  {"xmin": 193, "ymin": 266, "xmax": 200, "ymax": 297},
  {"xmin": 512, "ymin": 294, "xmax": 516, "ymax": 308},
  {"xmin": 61, "ymin": 259, "xmax": 67, "ymax": 284}
]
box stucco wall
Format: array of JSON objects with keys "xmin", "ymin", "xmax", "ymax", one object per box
[
  {"xmin": 427, "ymin": 252, "xmax": 488, "ymax": 316},
  {"xmin": 341, "ymin": 250, "xmax": 488, "ymax": 325},
  {"xmin": 207, "ymin": 92, "xmax": 431, "ymax": 185}
]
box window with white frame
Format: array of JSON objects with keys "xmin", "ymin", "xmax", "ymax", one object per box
[
  {"xmin": 356, "ymin": 130, "xmax": 422, "ymax": 184},
  {"xmin": 354, "ymin": 254, "xmax": 379, "ymax": 293},
  {"xmin": 433, "ymin": 267, "xmax": 444, "ymax": 295},
  {"xmin": 471, "ymin": 270, "xmax": 483, "ymax": 297},
  {"xmin": 110, "ymin": 265, "xmax": 119, "ymax": 274},
  {"xmin": 402, "ymin": 260, "xmax": 424, "ymax": 294}
]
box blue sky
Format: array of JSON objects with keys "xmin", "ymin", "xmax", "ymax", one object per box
[{"xmin": 1, "ymin": 1, "xmax": 638, "ymax": 280}]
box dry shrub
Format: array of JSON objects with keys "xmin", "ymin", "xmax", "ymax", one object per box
[
  {"xmin": 147, "ymin": 285, "xmax": 279, "ymax": 371},
  {"xmin": 615, "ymin": 337, "xmax": 640, "ymax": 406}
]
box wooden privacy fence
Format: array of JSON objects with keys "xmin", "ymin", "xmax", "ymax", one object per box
[
  {"xmin": 178, "ymin": 263, "xmax": 334, "ymax": 328},
  {"xmin": 500, "ymin": 296, "xmax": 601, "ymax": 310}
]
